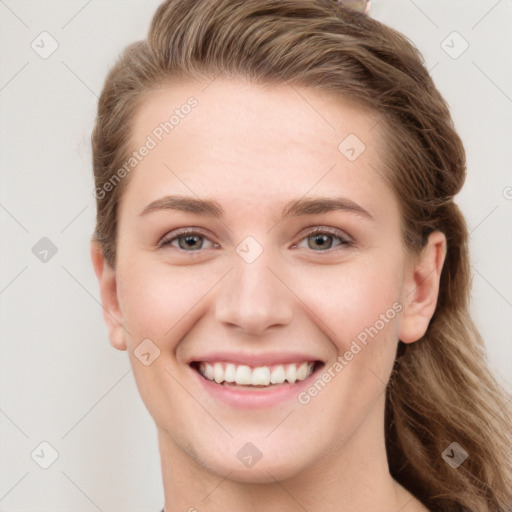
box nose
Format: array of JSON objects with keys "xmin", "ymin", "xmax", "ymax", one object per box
[{"xmin": 214, "ymin": 250, "xmax": 294, "ymax": 336}]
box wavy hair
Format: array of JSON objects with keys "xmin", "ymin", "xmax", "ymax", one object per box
[{"xmin": 91, "ymin": 1, "xmax": 512, "ymax": 510}]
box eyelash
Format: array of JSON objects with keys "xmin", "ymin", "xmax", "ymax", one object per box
[{"xmin": 158, "ymin": 227, "xmax": 354, "ymax": 253}]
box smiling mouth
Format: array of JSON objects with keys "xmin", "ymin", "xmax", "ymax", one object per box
[{"xmin": 190, "ymin": 360, "xmax": 325, "ymax": 388}]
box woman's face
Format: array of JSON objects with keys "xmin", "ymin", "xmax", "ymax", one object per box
[{"xmin": 95, "ymin": 78, "xmax": 438, "ymax": 482}]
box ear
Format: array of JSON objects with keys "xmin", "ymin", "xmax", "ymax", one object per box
[
  {"xmin": 90, "ymin": 239, "xmax": 127, "ymax": 351},
  {"xmin": 398, "ymin": 231, "xmax": 447, "ymax": 344}
]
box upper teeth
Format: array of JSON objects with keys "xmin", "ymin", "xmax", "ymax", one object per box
[{"xmin": 198, "ymin": 362, "xmax": 315, "ymax": 386}]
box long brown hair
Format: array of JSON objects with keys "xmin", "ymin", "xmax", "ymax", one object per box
[{"xmin": 91, "ymin": 1, "xmax": 512, "ymax": 510}]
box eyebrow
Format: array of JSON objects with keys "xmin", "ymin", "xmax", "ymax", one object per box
[{"xmin": 139, "ymin": 195, "xmax": 374, "ymax": 220}]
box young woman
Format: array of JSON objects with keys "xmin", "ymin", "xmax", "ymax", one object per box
[{"xmin": 90, "ymin": 1, "xmax": 512, "ymax": 510}]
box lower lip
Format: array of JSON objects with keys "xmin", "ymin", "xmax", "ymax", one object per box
[{"xmin": 190, "ymin": 364, "xmax": 322, "ymax": 409}]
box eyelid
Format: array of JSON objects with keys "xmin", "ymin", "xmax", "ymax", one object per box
[
  {"xmin": 292, "ymin": 226, "xmax": 354, "ymax": 249},
  {"xmin": 158, "ymin": 227, "xmax": 218, "ymax": 249},
  {"xmin": 303, "ymin": 225, "xmax": 352, "ymax": 240},
  {"xmin": 158, "ymin": 225, "xmax": 354, "ymax": 252}
]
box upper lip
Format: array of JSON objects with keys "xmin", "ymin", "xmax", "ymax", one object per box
[{"xmin": 188, "ymin": 351, "xmax": 325, "ymax": 367}]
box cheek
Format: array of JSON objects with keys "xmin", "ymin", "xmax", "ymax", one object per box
[
  {"xmin": 291, "ymin": 257, "xmax": 403, "ymax": 426},
  {"xmin": 114, "ymin": 258, "xmax": 218, "ymax": 425},
  {"xmin": 292, "ymin": 255, "xmax": 403, "ymax": 355},
  {"xmin": 116, "ymin": 256, "xmax": 219, "ymax": 346}
]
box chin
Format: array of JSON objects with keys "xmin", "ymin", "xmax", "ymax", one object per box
[{"xmin": 193, "ymin": 439, "xmax": 313, "ymax": 484}]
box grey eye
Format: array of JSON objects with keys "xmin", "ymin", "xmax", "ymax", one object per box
[
  {"xmin": 295, "ymin": 229, "xmax": 353, "ymax": 252},
  {"xmin": 177, "ymin": 234, "xmax": 205, "ymax": 251}
]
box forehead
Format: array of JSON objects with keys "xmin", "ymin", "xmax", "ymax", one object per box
[
  {"xmin": 123, "ymin": 78, "xmax": 394, "ymax": 220},
  {"xmin": 132, "ymin": 77, "xmax": 381, "ymax": 158}
]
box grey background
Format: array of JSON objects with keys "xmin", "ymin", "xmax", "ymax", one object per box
[{"xmin": 1, "ymin": 1, "xmax": 511, "ymax": 510}]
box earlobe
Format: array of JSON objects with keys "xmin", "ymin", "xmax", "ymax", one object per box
[
  {"xmin": 90, "ymin": 239, "xmax": 127, "ymax": 351},
  {"xmin": 398, "ymin": 231, "xmax": 447, "ymax": 344}
]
